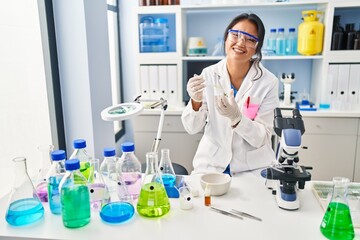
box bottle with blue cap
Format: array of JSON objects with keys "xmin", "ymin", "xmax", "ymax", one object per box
[
  {"xmin": 59, "ymin": 159, "xmax": 90, "ymax": 228},
  {"xmin": 286, "ymin": 28, "xmax": 298, "ymax": 55},
  {"xmin": 69, "ymin": 139, "xmax": 93, "ymax": 183},
  {"xmin": 276, "ymin": 28, "xmax": 286, "ymax": 56},
  {"xmin": 118, "ymin": 142, "xmax": 142, "ymax": 200},
  {"xmin": 47, "ymin": 150, "xmax": 66, "ymax": 215}
]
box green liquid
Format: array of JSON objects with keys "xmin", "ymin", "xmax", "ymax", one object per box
[
  {"xmin": 77, "ymin": 162, "xmax": 94, "ymax": 183},
  {"xmin": 61, "ymin": 185, "xmax": 91, "ymax": 228},
  {"xmin": 136, "ymin": 182, "xmax": 170, "ymax": 218},
  {"xmin": 320, "ymin": 202, "xmax": 354, "ymax": 240}
]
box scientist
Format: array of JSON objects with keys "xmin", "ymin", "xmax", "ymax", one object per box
[{"xmin": 181, "ymin": 13, "xmax": 279, "ymax": 175}]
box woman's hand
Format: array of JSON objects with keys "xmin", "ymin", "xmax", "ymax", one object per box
[
  {"xmin": 215, "ymin": 89, "xmax": 242, "ymax": 127},
  {"xmin": 187, "ymin": 74, "xmax": 205, "ymax": 103}
]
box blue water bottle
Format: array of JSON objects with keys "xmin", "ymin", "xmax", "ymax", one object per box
[
  {"xmin": 267, "ymin": 28, "xmax": 277, "ymax": 55},
  {"xmin": 286, "ymin": 28, "xmax": 297, "ymax": 55},
  {"xmin": 47, "ymin": 150, "xmax": 66, "ymax": 215},
  {"xmin": 59, "ymin": 159, "xmax": 90, "ymax": 228},
  {"xmin": 276, "ymin": 28, "xmax": 286, "ymax": 56}
]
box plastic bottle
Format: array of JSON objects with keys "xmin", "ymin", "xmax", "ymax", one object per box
[
  {"xmin": 5, "ymin": 157, "xmax": 44, "ymax": 226},
  {"xmin": 286, "ymin": 28, "xmax": 297, "ymax": 55},
  {"xmin": 267, "ymin": 28, "xmax": 277, "ymax": 55},
  {"xmin": 276, "ymin": 28, "xmax": 286, "ymax": 56},
  {"xmin": 331, "ymin": 15, "xmax": 344, "ymax": 50},
  {"xmin": 69, "ymin": 139, "xmax": 93, "ymax": 183},
  {"xmin": 35, "ymin": 144, "xmax": 54, "ymax": 202},
  {"xmin": 47, "ymin": 150, "xmax": 66, "ymax": 215},
  {"xmin": 59, "ymin": 159, "xmax": 90, "ymax": 228},
  {"xmin": 118, "ymin": 142, "xmax": 142, "ymax": 200},
  {"xmin": 137, "ymin": 152, "xmax": 170, "ymax": 218},
  {"xmin": 320, "ymin": 177, "xmax": 354, "ymax": 239}
]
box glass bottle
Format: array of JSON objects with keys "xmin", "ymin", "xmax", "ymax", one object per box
[
  {"xmin": 59, "ymin": 159, "xmax": 90, "ymax": 228},
  {"xmin": 276, "ymin": 28, "xmax": 286, "ymax": 56},
  {"xmin": 320, "ymin": 177, "xmax": 355, "ymax": 240},
  {"xmin": 99, "ymin": 148, "xmax": 135, "ymax": 224},
  {"xmin": 137, "ymin": 152, "xmax": 170, "ymax": 218},
  {"xmin": 331, "ymin": 15, "xmax": 344, "ymax": 50},
  {"xmin": 35, "ymin": 144, "xmax": 54, "ymax": 202},
  {"xmin": 47, "ymin": 150, "xmax": 66, "ymax": 215},
  {"xmin": 118, "ymin": 142, "xmax": 142, "ymax": 200},
  {"xmin": 267, "ymin": 28, "xmax": 277, "ymax": 55},
  {"xmin": 69, "ymin": 139, "xmax": 93, "ymax": 183},
  {"xmin": 345, "ymin": 23, "xmax": 356, "ymax": 50},
  {"xmin": 88, "ymin": 158, "xmax": 110, "ymax": 212},
  {"xmin": 286, "ymin": 28, "xmax": 297, "ymax": 55},
  {"xmin": 159, "ymin": 148, "xmax": 178, "ymax": 198},
  {"xmin": 5, "ymin": 157, "xmax": 44, "ymax": 226}
]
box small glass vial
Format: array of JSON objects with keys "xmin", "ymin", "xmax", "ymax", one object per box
[
  {"xmin": 47, "ymin": 150, "xmax": 66, "ymax": 215},
  {"xmin": 59, "ymin": 159, "xmax": 90, "ymax": 228},
  {"xmin": 204, "ymin": 184, "xmax": 211, "ymax": 207}
]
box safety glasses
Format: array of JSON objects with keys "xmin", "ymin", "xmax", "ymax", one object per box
[{"xmin": 227, "ymin": 29, "xmax": 259, "ymax": 49}]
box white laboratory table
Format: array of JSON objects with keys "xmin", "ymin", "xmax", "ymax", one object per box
[{"xmin": 0, "ymin": 169, "xmax": 359, "ymax": 240}]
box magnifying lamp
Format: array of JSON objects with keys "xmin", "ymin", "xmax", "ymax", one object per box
[{"xmin": 101, "ymin": 96, "xmax": 168, "ymax": 153}]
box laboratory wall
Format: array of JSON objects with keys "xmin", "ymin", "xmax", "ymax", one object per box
[{"xmin": 0, "ymin": 1, "xmax": 53, "ymax": 178}]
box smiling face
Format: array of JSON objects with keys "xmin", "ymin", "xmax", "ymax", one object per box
[{"xmin": 225, "ymin": 19, "xmax": 258, "ymax": 64}]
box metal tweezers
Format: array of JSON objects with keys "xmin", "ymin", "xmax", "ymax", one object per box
[
  {"xmin": 230, "ymin": 209, "xmax": 262, "ymax": 222},
  {"xmin": 210, "ymin": 207, "xmax": 243, "ymax": 220}
]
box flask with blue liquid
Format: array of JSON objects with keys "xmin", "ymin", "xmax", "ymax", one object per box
[
  {"xmin": 59, "ymin": 159, "xmax": 90, "ymax": 228},
  {"xmin": 5, "ymin": 157, "xmax": 44, "ymax": 226},
  {"xmin": 47, "ymin": 150, "xmax": 66, "ymax": 215},
  {"xmin": 159, "ymin": 148, "xmax": 178, "ymax": 198}
]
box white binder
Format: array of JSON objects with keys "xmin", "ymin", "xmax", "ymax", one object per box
[
  {"xmin": 348, "ymin": 64, "xmax": 360, "ymax": 106},
  {"xmin": 167, "ymin": 65, "xmax": 178, "ymax": 107},
  {"xmin": 149, "ymin": 65, "xmax": 159, "ymax": 100},
  {"xmin": 158, "ymin": 65, "xmax": 168, "ymax": 100},
  {"xmin": 328, "ymin": 64, "xmax": 339, "ymax": 108},
  {"xmin": 337, "ymin": 64, "xmax": 350, "ymax": 107},
  {"xmin": 140, "ymin": 65, "xmax": 150, "ymax": 99}
]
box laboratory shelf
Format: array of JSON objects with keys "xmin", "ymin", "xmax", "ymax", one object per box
[
  {"xmin": 182, "ymin": 55, "xmax": 323, "ymax": 61},
  {"xmin": 327, "ymin": 51, "xmax": 360, "ymax": 63}
]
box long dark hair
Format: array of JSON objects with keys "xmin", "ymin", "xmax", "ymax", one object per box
[{"xmin": 223, "ymin": 13, "xmax": 265, "ymax": 80}]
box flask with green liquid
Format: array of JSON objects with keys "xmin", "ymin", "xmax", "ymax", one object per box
[
  {"xmin": 320, "ymin": 177, "xmax": 355, "ymax": 240},
  {"xmin": 137, "ymin": 152, "xmax": 170, "ymax": 218}
]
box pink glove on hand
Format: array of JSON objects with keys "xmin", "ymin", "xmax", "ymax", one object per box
[{"xmin": 215, "ymin": 89, "xmax": 242, "ymax": 126}]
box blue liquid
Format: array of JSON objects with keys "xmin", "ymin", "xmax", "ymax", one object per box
[
  {"xmin": 6, "ymin": 198, "xmax": 44, "ymax": 226},
  {"xmin": 100, "ymin": 202, "xmax": 134, "ymax": 224},
  {"xmin": 161, "ymin": 174, "xmax": 176, "ymax": 187},
  {"xmin": 48, "ymin": 175, "xmax": 63, "ymax": 215},
  {"xmin": 276, "ymin": 38, "xmax": 286, "ymax": 55}
]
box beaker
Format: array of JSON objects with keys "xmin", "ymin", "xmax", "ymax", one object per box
[
  {"xmin": 6, "ymin": 157, "xmax": 45, "ymax": 226},
  {"xmin": 88, "ymin": 158, "xmax": 110, "ymax": 212},
  {"xmin": 35, "ymin": 144, "xmax": 54, "ymax": 202},
  {"xmin": 137, "ymin": 152, "xmax": 170, "ymax": 218},
  {"xmin": 320, "ymin": 177, "xmax": 355, "ymax": 240},
  {"xmin": 179, "ymin": 185, "xmax": 194, "ymax": 210}
]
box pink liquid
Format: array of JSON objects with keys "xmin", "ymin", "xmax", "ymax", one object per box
[
  {"xmin": 88, "ymin": 183, "xmax": 110, "ymax": 212},
  {"xmin": 122, "ymin": 173, "xmax": 142, "ymax": 199},
  {"xmin": 35, "ymin": 182, "xmax": 48, "ymax": 202}
]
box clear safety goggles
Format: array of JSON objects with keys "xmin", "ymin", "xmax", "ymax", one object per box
[{"xmin": 227, "ymin": 29, "xmax": 259, "ymax": 49}]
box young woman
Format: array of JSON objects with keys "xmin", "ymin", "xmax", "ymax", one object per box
[{"xmin": 182, "ymin": 13, "xmax": 279, "ymax": 175}]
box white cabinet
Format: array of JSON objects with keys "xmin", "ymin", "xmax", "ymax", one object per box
[
  {"xmin": 299, "ymin": 117, "xmax": 358, "ymax": 181},
  {"xmin": 355, "ymin": 121, "xmax": 360, "ymax": 182},
  {"xmin": 133, "ymin": 114, "xmax": 202, "ymax": 173}
]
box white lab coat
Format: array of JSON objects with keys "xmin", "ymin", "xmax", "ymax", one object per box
[{"xmin": 181, "ymin": 58, "xmax": 279, "ymax": 175}]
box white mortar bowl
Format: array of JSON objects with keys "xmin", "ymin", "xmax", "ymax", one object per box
[{"xmin": 200, "ymin": 173, "xmax": 232, "ymax": 196}]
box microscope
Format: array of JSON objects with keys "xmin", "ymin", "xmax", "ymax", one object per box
[{"xmin": 265, "ymin": 108, "xmax": 312, "ymax": 210}]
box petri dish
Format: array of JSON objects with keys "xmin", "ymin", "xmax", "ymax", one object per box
[{"xmin": 100, "ymin": 202, "xmax": 135, "ymax": 224}]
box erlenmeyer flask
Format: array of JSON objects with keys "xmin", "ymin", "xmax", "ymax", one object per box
[
  {"xmin": 99, "ymin": 147, "xmax": 134, "ymax": 224},
  {"xmin": 6, "ymin": 157, "xmax": 44, "ymax": 226},
  {"xmin": 159, "ymin": 148, "xmax": 176, "ymax": 186},
  {"xmin": 159, "ymin": 148, "xmax": 178, "ymax": 198},
  {"xmin": 320, "ymin": 177, "xmax": 355, "ymax": 240},
  {"xmin": 137, "ymin": 152, "xmax": 170, "ymax": 218},
  {"xmin": 88, "ymin": 158, "xmax": 110, "ymax": 212},
  {"xmin": 35, "ymin": 144, "xmax": 54, "ymax": 202}
]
